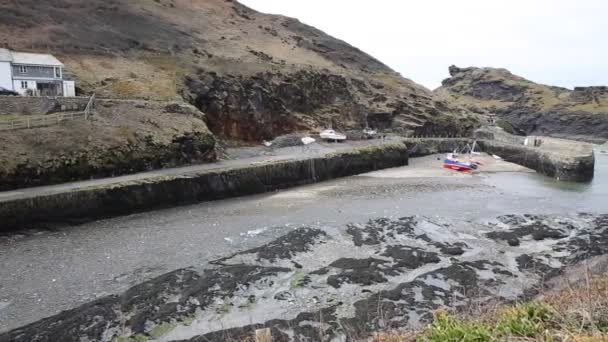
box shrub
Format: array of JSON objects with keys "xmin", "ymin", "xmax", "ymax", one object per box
[{"xmin": 495, "ymin": 119, "xmax": 515, "ymax": 134}]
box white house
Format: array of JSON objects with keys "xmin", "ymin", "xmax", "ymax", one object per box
[{"xmin": 0, "ymin": 48, "xmax": 75, "ymax": 97}]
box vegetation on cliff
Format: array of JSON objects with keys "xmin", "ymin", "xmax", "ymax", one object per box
[{"xmin": 0, "ymin": 100, "xmax": 215, "ymax": 190}]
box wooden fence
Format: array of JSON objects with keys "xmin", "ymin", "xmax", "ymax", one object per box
[{"xmin": 0, "ymin": 94, "xmax": 95, "ymax": 132}]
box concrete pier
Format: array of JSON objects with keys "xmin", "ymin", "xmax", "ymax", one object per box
[{"xmin": 479, "ymin": 137, "xmax": 595, "ymax": 182}]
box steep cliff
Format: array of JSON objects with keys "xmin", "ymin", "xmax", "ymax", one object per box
[
  {"xmin": 1, "ymin": 0, "xmax": 479, "ymax": 141},
  {"xmin": 437, "ymin": 66, "xmax": 608, "ymax": 143}
]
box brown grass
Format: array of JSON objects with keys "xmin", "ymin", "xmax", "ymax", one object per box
[{"xmin": 368, "ymin": 272, "xmax": 608, "ymax": 342}]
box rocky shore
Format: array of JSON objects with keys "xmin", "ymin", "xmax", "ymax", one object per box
[{"xmin": 2, "ymin": 213, "xmax": 606, "ymax": 341}]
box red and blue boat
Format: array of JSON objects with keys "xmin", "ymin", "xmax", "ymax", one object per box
[
  {"xmin": 442, "ymin": 141, "xmax": 481, "ymax": 173},
  {"xmin": 443, "ymin": 154, "xmax": 478, "ymax": 172}
]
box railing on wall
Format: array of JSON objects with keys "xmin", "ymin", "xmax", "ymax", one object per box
[{"xmin": 0, "ymin": 94, "xmax": 95, "ymax": 132}]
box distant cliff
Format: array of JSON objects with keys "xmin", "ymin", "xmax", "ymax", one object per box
[{"xmin": 437, "ymin": 65, "xmax": 608, "ymax": 143}]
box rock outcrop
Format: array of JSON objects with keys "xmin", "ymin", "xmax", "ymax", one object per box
[{"xmin": 437, "ymin": 66, "xmax": 608, "ymax": 143}]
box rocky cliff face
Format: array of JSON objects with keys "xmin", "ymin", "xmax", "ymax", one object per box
[
  {"xmin": 1, "ymin": 0, "xmax": 479, "ymax": 141},
  {"xmin": 437, "ymin": 66, "xmax": 608, "ymax": 143}
]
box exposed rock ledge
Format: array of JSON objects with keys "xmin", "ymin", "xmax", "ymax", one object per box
[{"xmin": 2, "ymin": 213, "xmax": 606, "ymax": 341}]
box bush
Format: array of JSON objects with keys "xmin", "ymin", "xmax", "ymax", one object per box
[{"xmin": 495, "ymin": 119, "xmax": 515, "ymax": 134}]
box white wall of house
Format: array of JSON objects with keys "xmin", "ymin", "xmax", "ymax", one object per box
[
  {"xmin": 13, "ymin": 79, "xmax": 37, "ymax": 95},
  {"xmin": 63, "ymin": 81, "xmax": 75, "ymax": 97},
  {"xmin": 0, "ymin": 61, "xmax": 13, "ymax": 90}
]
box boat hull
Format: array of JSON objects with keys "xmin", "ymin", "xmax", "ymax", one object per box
[{"xmin": 443, "ymin": 159, "xmax": 477, "ymax": 172}]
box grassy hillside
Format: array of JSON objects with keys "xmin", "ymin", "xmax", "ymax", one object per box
[{"xmin": 1, "ymin": 0, "xmax": 480, "ymax": 140}]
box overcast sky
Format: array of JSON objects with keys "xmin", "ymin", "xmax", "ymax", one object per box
[{"xmin": 240, "ymin": 0, "xmax": 607, "ymax": 90}]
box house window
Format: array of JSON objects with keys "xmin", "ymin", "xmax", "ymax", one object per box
[
  {"xmin": 55, "ymin": 67, "xmax": 61, "ymax": 78},
  {"xmin": 19, "ymin": 65, "xmax": 27, "ymax": 73},
  {"xmin": 21, "ymin": 81, "xmax": 28, "ymax": 89}
]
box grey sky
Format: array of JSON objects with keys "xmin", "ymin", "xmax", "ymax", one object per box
[{"xmin": 240, "ymin": 0, "xmax": 607, "ymax": 90}]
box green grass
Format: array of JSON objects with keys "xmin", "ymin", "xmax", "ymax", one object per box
[
  {"xmin": 418, "ymin": 303, "xmax": 554, "ymax": 341},
  {"xmin": 419, "ymin": 311, "xmax": 492, "ymax": 342},
  {"xmin": 495, "ymin": 303, "xmax": 553, "ymax": 337}
]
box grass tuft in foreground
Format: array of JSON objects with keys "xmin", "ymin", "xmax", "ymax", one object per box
[{"xmin": 372, "ymin": 273, "xmax": 608, "ymax": 341}]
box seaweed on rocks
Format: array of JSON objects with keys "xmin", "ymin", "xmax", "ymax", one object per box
[
  {"xmin": 486, "ymin": 215, "xmax": 571, "ymax": 244},
  {"xmin": 327, "ymin": 258, "xmax": 390, "ymax": 288},
  {"xmin": 214, "ymin": 227, "xmax": 328, "ymax": 264},
  {"xmin": 1, "ymin": 265, "xmax": 291, "ymax": 342},
  {"xmin": 346, "ymin": 216, "xmax": 418, "ymax": 246},
  {"xmin": 3, "ymin": 214, "xmax": 607, "ymax": 342},
  {"xmin": 382, "ymin": 246, "xmax": 441, "ymax": 269}
]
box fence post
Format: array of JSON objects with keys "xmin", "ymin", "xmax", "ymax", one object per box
[{"xmin": 85, "ymin": 93, "xmax": 95, "ymax": 120}]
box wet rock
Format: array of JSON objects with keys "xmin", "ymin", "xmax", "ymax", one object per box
[
  {"xmin": 3, "ymin": 214, "xmax": 606, "ymax": 342},
  {"xmin": 486, "ymin": 215, "xmax": 570, "ymax": 243},
  {"xmin": 216, "ymin": 228, "xmax": 328, "ymax": 263},
  {"xmin": 327, "ymin": 258, "xmax": 390, "ymax": 288},
  {"xmin": 346, "ymin": 216, "xmax": 417, "ymax": 246},
  {"xmin": 1, "ymin": 264, "xmax": 290, "ymax": 342},
  {"xmin": 274, "ymin": 291, "xmax": 294, "ymax": 301},
  {"xmin": 507, "ymin": 238, "xmax": 521, "ymax": 246},
  {"xmin": 382, "ymin": 246, "xmax": 441, "ymax": 269}
]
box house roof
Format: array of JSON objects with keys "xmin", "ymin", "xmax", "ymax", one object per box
[
  {"xmin": 0, "ymin": 48, "xmax": 64, "ymax": 67},
  {"xmin": 0, "ymin": 48, "xmax": 11, "ymax": 62},
  {"xmin": 10, "ymin": 51, "xmax": 64, "ymax": 67}
]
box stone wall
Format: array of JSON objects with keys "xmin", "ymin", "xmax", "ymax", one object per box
[
  {"xmin": 0, "ymin": 96, "xmax": 90, "ymax": 115},
  {"xmin": 0, "ymin": 142, "xmax": 409, "ymax": 231},
  {"xmin": 403, "ymin": 138, "xmax": 472, "ymax": 157},
  {"xmin": 479, "ymin": 140, "xmax": 595, "ymax": 182}
]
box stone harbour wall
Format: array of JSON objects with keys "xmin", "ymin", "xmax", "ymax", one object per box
[
  {"xmin": 479, "ymin": 140, "xmax": 595, "ymax": 182},
  {"xmin": 0, "ymin": 142, "xmax": 409, "ymax": 231}
]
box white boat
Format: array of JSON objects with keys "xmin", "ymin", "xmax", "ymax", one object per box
[
  {"xmin": 319, "ymin": 129, "xmax": 346, "ymax": 141},
  {"xmin": 301, "ymin": 137, "xmax": 316, "ymax": 145},
  {"xmin": 363, "ymin": 127, "xmax": 377, "ymax": 139}
]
